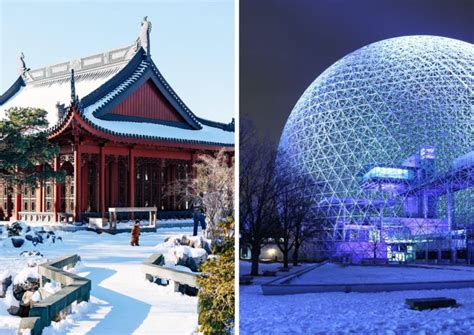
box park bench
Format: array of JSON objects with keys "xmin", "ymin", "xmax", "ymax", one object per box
[
  {"xmin": 405, "ymin": 297, "xmax": 457, "ymax": 311},
  {"xmin": 142, "ymin": 253, "xmax": 202, "ymax": 296},
  {"xmin": 19, "ymin": 254, "xmax": 91, "ymax": 335}
]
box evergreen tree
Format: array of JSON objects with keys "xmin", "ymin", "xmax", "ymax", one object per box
[{"xmin": 0, "ymin": 107, "xmax": 64, "ymax": 186}]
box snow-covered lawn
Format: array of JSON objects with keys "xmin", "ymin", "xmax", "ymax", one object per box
[
  {"xmin": 240, "ymin": 261, "xmax": 474, "ymax": 334},
  {"xmin": 0, "ymin": 228, "xmax": 199, "ymax": 334},
  {"xmin": 292, "ymin": 263, "xmax": 474, "ymax": 284}
]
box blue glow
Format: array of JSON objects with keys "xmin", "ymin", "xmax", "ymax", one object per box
[{"xmin": 363, "ymin": 167, "xmax": 414, "ymax": 181}]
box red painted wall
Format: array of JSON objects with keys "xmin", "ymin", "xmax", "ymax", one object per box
[{"xmin": 110, "ymin": 80, "xmax": 186, "ymax": 123}]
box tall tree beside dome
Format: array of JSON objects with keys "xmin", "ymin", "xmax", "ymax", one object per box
[
  {"xmin": 240, "ymin": 119, "xmax": 280, "ymax": 275},
  {"xmin": 0, "ymin": 107, "xmax": 64, "ymax": 186}
]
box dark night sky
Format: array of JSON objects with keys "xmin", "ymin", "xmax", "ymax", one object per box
[{"xmin": 240, "ymin": 0, "xmax": 474, "ymax": 145}]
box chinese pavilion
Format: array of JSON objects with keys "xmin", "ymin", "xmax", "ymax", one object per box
[{"xmin": 0, "ymin": 17, "xmax": 234, "ymax": 223}]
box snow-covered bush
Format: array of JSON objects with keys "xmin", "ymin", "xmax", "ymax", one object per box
[
  {"xmin": 6, "ymin": 221, "xmax": 29, "ymax": 237},
  {"xmin": 160, "ymin": 235, "xmax": 210, "ymax": 272}
]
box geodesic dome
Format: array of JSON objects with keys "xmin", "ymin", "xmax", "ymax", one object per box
[{"xmin": 277, "ymin": 36, "xmax": 473, "ymax": 262}]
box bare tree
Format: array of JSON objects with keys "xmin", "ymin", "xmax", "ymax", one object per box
[
  {"xmin": 170, "ymin": 149, "xmax": 234, "ymax": 242},
  {"xmin": 369, "ymin": 227, "xmax": 381, "ymax": 260},
  {"xmin": 240, "ymin": 119, "xmax": 279, "ymax": 276},
  {"xmin": 194, "ymin": 149, "xmax": 234, "ymax": 241},
  {"xmin": 273, "ymin": 174, "xmax": 296, "ymax": 269},
  {"xmin": 273, "ymin": 170, "xmax": 317, "ymax": 268},
  {"xmin": 292, "ymin": 212, "xmax": 322, "ymax": 266}
]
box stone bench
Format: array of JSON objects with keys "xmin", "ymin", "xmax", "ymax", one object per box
[
  {"xmin": 19, "ymin": 254, "xmax": 91, "ymax": 335},
  {"xmin": 142, "ymin": 253, "xmax": 202, "ymax": 296},
  {"xmin": 406, "ymin": 297, "xmax": 457, "ymax": 311}
]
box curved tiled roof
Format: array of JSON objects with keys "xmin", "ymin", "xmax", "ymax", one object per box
[
  {"xmin": 0, "ymin": 43, "xmax": 136, "ymax": 126},
  {"xmin": 0, "ymin": 41, "xmax": 234, "ymax": 147}
]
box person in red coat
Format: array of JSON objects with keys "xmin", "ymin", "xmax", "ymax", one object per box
[{"xmin": 131, "ymin": 219, "xmax": 141, "ymax": 246}]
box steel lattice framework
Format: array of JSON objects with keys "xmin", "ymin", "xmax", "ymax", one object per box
[{"xmin": 278, "ymin": 36, "xmax": 474, "ymax": 263}]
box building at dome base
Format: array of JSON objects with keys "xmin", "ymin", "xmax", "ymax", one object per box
[{"xmin": 277, "ymin": 36, "xmax": 473, "ymax": 264}]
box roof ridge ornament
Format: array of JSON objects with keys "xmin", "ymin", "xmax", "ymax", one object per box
[
  {"xmin": 135, "ymin": 16, "xmax": 152, "ymax": 55},
  {"xmin": 70, "ymin": 69, "xmax": 80, "ymax": 107},
  {"xmin": 18, "ymin": 52, "xmax": 32, "ymax": 81}
]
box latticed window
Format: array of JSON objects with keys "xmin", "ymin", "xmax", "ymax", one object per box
[
  {"xmin": 60, "ymin": 160, "xmax": 74, "ymax": 213},
  {"xmin": 22, "ymin": 185, "xmax": 36, "ymax": 212},
  {"xmin": 118, "ymin": 158, "xmax": 128, "ymax": 207},
  {"xmin": 136, "ymin": 157, "xmax": 164, "ymax": 208},
  {"xmin": 87, "ymin": 156, "xmax": 99, "ymax": 212},
  {"xmin": 61, "ymin": 176, "xmax": 74, "ymax": 213},
  {"xmin": 44, "ymin": 181, "xmax": 53, "ymax": 212},
  {"xmin": 0, "ymin": 179, "xmax": 12, "ymax": 219}
]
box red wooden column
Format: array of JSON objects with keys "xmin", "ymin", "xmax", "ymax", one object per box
[
  {"xmin": 99, "ymin": 145, "xmax": 106, "ymax": 220},
  {"xmin": 14, "ymin": 186, "xmax": 21, "ymax": 220},
  {"xmin": 128, "ymin": 147, "xmax": 136, "ymax": 213},
  {"xmin": 73, "ymin": 146, "xmax": 82, "ymax": 222},
  {"xmin": 53, "ymin": 156, "xmax": 61, "ymax": 223}
]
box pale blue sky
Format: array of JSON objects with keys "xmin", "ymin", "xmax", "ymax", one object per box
[{"xmin": 0, "ymin": 0, "xmax": 234, "ymax": 123}]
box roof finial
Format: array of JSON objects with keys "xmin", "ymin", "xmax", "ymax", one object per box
[
  {"xmin": 137, "ymin": 16, "xmax": 152, "ymax": 55},
  {"xmin": 18, "ymin": 52, "xmax": 30, "ymax": 77},
  {"xmin": 70, "ymin": 69, "xmax": 79, "ymax": 106}
]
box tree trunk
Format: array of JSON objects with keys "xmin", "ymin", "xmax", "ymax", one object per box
[
  {"xmin": 250, "ymin": 243, "xmax": 261, "ymax": 276},
  {"xmin": 293, "ymin": 243, "xmax": 300, "ymax": 266},
  {"xmin": 283, "ymin": 249, "xmax": 289, "ymax": 269}
]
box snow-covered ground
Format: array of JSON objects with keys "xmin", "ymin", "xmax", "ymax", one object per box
[
  {"xmin": 240, "ymin": 261, "xmax": 474, "ymax": 334},
  {"xmin": 292, "ymin": 263, "xmax": 474, "ymax": 284},
  {"xmin": 0, "ymin": 227, "xmax": 199, "ymax": 334}
]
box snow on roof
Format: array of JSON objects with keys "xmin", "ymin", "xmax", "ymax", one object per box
[
  {"xmin": 0, "ymin": 43, "xmax": 134, "ymax": 127},
  {"xmin": 82, "ymin": 103, "xmax": 234, "ymax": 146},
  {"xmin": 78, "ymin": 58, "xmax": 234, "ymax": 146},
  {"xmin": 0, "ymin": 67, "xmax": 124, "ymax": 126}
]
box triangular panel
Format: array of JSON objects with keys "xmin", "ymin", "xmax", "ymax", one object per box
[{"xmin": 104, "ymin": 79, "xmax": 187, "ymax": 125}]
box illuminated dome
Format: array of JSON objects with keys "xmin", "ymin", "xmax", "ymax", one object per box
[{"xmin": 278, "ymin": 36, "xmax": 474, "ymax": 262}]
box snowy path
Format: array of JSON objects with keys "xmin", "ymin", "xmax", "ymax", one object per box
[{"xmin": 1, "ymin": 228, "xmax": 198, "ymax": 335}]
